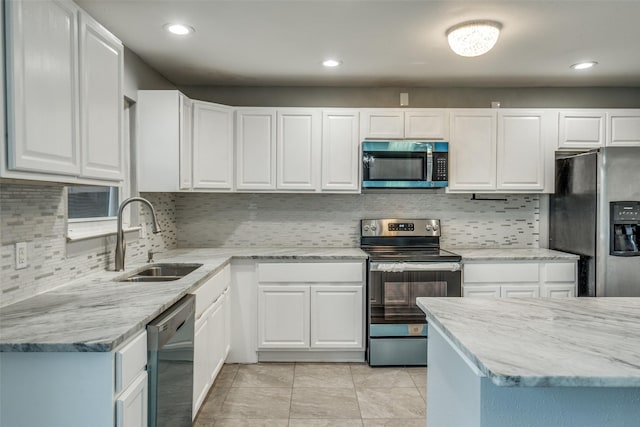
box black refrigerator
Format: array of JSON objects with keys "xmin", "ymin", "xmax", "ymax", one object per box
[{"xmin": 549, "ymin": 147, "xmax": 640, "ymax": 296}]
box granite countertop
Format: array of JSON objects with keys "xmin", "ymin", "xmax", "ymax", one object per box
[
  {"xmin": 451, "ymin": 248, "xmax": 580, "ymax": 261},
  {"xmin": 0, "ymin": 247, "xmax": 368, "ymax": 353},
  {"xmin": 417, "ymin": 297, "xmax": 640, "ymax": 387}
]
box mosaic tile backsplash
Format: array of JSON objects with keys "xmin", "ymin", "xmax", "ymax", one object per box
[
  {"xmin": 176, "ymin": 192, "xmax": 540, "ymax": 249},
  {"xmin": 0, "ymin": 183, "xmax": 177, "ymax": 306}
]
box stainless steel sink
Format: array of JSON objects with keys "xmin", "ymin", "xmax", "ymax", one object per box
[{"xmin": 117, "ymin": 263, "xmax": 203, "ymax": 283}]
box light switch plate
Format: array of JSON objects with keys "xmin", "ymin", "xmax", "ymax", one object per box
[{"xmin": 15, "ymin": 242, "xmax": 27, "ymax": 269}]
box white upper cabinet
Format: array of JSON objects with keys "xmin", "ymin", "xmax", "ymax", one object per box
[
  {"xmin": 404, "ymin": 110, "xmax": 448, "ymax": 140},
  {"xmin": 449, "ymin": 110, "xmax": 497, "ymax": 191},
  {"xmin": 558, "ymin": 111, "xmax": 606, "ymax": 149},
  {"xmin": 137, "ymin": 90, "xmax": 182, "ymax": 192},
  {"xmin": 277, "ymin": 110, "xmax": 321, "ymax": 191},
  {"xmin": 5, "ymin": 0, "xmax": 81, "ymax": 176},
  {"xmin": 360, "ymin": 109, "xmax": 448, "ymax": 140},
  {"xmin": 79, "ymin": 13, "xmax": 124, "ymax": 181},
  {"xmin": 321, "ymin": 110, "xmax": 360, "ymax": 192},
  {"xmin": 137, "ymin": 92, "xmax": 234, "ymax": 192},
  {"xmin": 4, "ymin": 0, "xmax": 124, "ymax": 183},
  {"xmin": 360, "ymin": 109, "xmax": 404, "ymax": 139},
  {"xmin": 236, "ymin": 109, "xmax": 277, "ymax": 190},
  {"xmin": 497, "ymin": 111, "xmax": 549, "ymax": 191},
  {"xmin": 179, "ymin": 95, "xmax": 193, "ymax": 190},
  {"xmin": 607, "ymin": 110, "xmax": 640, "ymax": 147},
  {"xmin": 192, "ymin": 101, "xmax": 234, "ymax": 190},
  {"xmin": 450, "ymin": 109, "xmax": 553, "ymax": 193}
]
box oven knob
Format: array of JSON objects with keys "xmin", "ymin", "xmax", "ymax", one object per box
[
  {"xmin": 364, "ymin": 225, "xmax": 370, "ymax": 232},
  {"xmin": 433, "ymin": 225, "xmax": 439, "ymax": 232},
  {"xmin": 426, "ymin": 225, "xmax": 432, "ymax": 231}
]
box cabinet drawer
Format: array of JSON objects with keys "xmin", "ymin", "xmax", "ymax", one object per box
[
  {"xmin": 544, "ymin": 262, "xmax": 576, "ymax": 283},
  {"xmin": 192, "ymin": 265, "xmax": 230, "ymax": 319},
  {"xmin": 501, "ymin": 285, "xmax": 540, "ymax": 298},
  {"xmin": 115, "ymin": 330, "xmax": 147, "ymax": 394},
  {"xmin": 463, "ymin": 284, "xmax": 501, "ymax": 298},
  {"xmin": 257, "ymin": 262, "xmax": 363, "ymax": 283},
  {"xmin": 464, "ymin": 263, "xmax": 539, "ymax": 283}
]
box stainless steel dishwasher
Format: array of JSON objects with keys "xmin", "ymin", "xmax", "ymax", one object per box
[{"xmin": 147, "ymin": 294, "xmax": 195, "ymax": 427}]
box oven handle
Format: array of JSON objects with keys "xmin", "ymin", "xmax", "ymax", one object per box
[{"xmin": 370, "ymin": 262, "xmax": 461, "ymax": 272}]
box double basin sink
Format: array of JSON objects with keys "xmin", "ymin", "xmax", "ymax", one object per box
[{"xmin": 117, "ymin": 263, "xmax": 203, "ymax": 282}]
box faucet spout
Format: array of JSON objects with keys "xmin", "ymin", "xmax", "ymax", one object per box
[{"xmin": 115, "ymin": 197, "xmax": 162, "ymax": 271}]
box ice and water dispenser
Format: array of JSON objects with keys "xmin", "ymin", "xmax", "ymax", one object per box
[{"xmin": 610, "ymin": 201, "xmax": 640, "ymax": 256}]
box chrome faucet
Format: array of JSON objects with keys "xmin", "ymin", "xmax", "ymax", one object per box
[{"xmin": 115, "ymin": 197, "xmax": 162, "ymax": 271}]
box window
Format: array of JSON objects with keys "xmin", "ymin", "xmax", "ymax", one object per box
[{"xmin": 67, "ymin": 186, "xmax": 119, "ymax": 219}]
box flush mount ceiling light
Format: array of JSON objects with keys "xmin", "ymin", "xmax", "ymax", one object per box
[
  {"xmin": 446, "ymin": 20, "xmax": 502, "ymax": 57},
  {"xmin": 570, "ymin": 61, "xmax": 598, "ymax": 70},
  {"xmin": 322, "ymin": 59, "xmax": 342, "ymax": 67},
  {"xmin": 164, "ymin": 23, "xmax": 195, "ymax": 36}
]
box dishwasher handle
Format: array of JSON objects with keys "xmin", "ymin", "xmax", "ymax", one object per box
[
  {"xmin": 370, "ymin": 262, "xmax": 461, "ymax": 273},
  {"xmin": 147, "ymin": 294, "xmax": 195, "ymax": 351}
]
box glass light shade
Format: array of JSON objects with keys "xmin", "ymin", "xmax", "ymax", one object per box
[{"xmin": 446, "ymin": 21, "xmax": 501, "ymax": 57}]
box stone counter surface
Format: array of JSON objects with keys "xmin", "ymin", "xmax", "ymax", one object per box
[
  {"xmin": 0, "ymin": 247, "xmax": 367, "ymax": 353},
  {"xmin": 417, "ymin": 297, "xmax": 640, "ymax": 387},
  {"xmin": 451, "ymin": 248, "xmax": 580, "ymax": 261}
]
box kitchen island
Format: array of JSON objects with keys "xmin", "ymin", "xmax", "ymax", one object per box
[{"xmin": 417, "ymin": 297, "xmax": 640, "ymax": 427}]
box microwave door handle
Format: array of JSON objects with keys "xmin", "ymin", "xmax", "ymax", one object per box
[{"xmin": 426, "ymin": 145, "xmax": 433, "ymax": 183}]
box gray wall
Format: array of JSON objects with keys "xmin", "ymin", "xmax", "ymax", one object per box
[
  {"xmin": 178, "ymin": 85, "xmax": 640, "ymax": 108},
  {"xmin": 123, "ymin": 47, "xmax": 176, "ymax": 101}
]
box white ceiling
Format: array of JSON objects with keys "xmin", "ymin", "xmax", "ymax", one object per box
[{"xmin": 76, "ymin": 0, "xmax": 640, "ymax": 87}]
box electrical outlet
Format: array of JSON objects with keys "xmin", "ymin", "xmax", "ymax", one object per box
[{"xmin": 15, "ymin": 242, "xmax": 27, "ymax": 269}]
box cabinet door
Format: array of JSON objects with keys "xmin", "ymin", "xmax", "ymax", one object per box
[
  {"xmin": 208, "ymin": 296, "xmax": 226, "ymax": 383},
  {"xmin": 79, "ymin": 13, "xmax": 123, "ymax": 180},
  {"xmin": 192, "ymin": 315, "xmax": 210, "ymax": 418},
  {"xmin": 179, "ymin": 94, "xmax": 193, "ymax": 190},
  {"xmin": 236, "ymin": 110, "xmax": 277, "ymax": 190},
  {"xmin": 192, "ymin": 102, "xmax": 234, "ymax": 190},
  {"xmin": 558, "ymin": 111, "xmax": 605, "ymax": 149},
  {"xmin": 258, "ymin": 285, "xmax": 310, "ymax": 349},
  {"xmin": 322, "ymin": 110, "xmax": 360, "ymax": 192},
  {"xmin": 607, "ymin": 111, "xmax": 640, "ymax": 147},
  {"xmin": 115, "ymin": 371, "xmax": 148, "ymax": 427},
  {"xmin": 310, "ymin": 285, "xmax": 363, "ymax": 349},
  {"xmin": 449, "ymin": 110, "xmax": 497, "ymax": 191},
  {"xmin": 6, "ymin": 0, "xmax": 81, "ymax": 176},
  {"xmin": 463, "ymin": 285, "xmax": 501, "ymax": 298},
  {"xmin": 277, "ymin": 110, "xmax": 321, "ymax": 191},
  {"xmin": 404, "ymin": 109, "xmax": 448, "ymax": 140},
  {"xmin": 541, "ymin": 284, "xmax": 575, "ymax": 298},
  {"xmin": 223, "ymin": 287, "xmax": 231, "ymax": 357},
  {"xmin": 497, "ymin": 111, "xmax": 546, "ymax": 191},
  {"xmin": 360, "ymin": 110, "xmax": 404, "ymax": 139},
  {"xmin": 501, "ymin": 285, "xmax": 540, "ymax": 298}
]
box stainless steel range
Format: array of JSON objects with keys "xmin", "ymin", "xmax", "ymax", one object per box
[{"xmin": 360, "ymin": 219, "xmax": 461, "ymax": 366}]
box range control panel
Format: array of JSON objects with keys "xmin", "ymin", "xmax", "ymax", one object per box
[{"xmin": 361, "ymin": 219, "xmax": 441, "ymax": 237}]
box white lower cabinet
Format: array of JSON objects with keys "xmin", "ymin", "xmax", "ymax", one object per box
[
  {"xmin": 258, "ymin": 285, "xmax": 310, "ymax": 348},
  {"xmin": 115, "ymin": 371, "xmax": 148, "ymax": 427},
  {"xmin": 191, "ymin": 265, "xmax": 232, "ymax": 419},
  {"xmin": 463, "ymin": 260, "xmax": 577, "ymax": 298},
  {"xmin": 0, "ymin": 330, "xmax": 147, "ymax": 427},
  {"xmin": 256, "ymin": 262, "xmax": 365, "ymax": 354}
]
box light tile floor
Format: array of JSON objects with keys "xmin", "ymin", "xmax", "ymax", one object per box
[{"xmin": 194, "ymin": 363, "xmax": 428, "ymax": 427}]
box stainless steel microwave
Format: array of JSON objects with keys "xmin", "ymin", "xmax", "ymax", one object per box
[{"xmin": 362, "ymin": 141, "xmax": 449, "ymax": 188}]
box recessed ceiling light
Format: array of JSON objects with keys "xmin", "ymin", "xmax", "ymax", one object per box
[
  {"xmin": 446, "ymin": 20, "xmax": 502, "ymax": 57},
  {"xmin": 322, "ymin": 59, "xmax": 342, "ymax": 67},
  {"xmin": 570, "ymin": 61, "xmax": 598, "ymax": 70},
  {"xmin": 164, "ymin": 23, "xmax": 195, "ymax": 36}
]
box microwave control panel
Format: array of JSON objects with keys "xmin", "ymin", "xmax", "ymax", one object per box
[{"xmin": 432, "ymin": 153, "xmax": 448, "ymax": 181}]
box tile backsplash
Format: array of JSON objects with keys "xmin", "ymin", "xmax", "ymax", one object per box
[
  {"xmin": 176, "ymin": 192, "xmax": 540, "ymax": 249},
  {"xmin": 0, "ymin": 182, "xmax": 177, "ymax": 306}
]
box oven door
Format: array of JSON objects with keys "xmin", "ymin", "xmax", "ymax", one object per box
[{"xmin": 368, "ymin": 262, "xmax": 461, "ymax": 324}]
